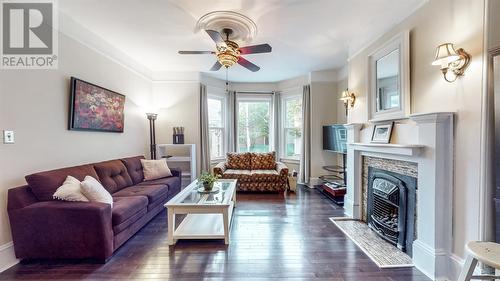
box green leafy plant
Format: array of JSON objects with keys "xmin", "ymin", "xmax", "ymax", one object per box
[{"xmin": 198, "ymin": 172, "xmax": 220, "ymax": 190}]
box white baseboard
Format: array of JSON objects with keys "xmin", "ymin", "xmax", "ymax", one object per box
[
  {"xmin": 449, "ymin": 253, "xmax": 483, "ymax": 281},
  {"xmin": 0, "ymin": 242, "xmax": 19, "ymax": 273},
  {"xmin": 309, "ymin": 177, "xmax": 321, "ymax": 186},
  {"xmin": 449, "ymin": 253, "xmax": 465, "ymax": 281},
  {"xmin": 412, "ymin": 240, "xmax": 471, "ymax": 281}
]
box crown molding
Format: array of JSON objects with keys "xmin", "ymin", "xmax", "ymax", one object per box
[{"xmin": 59, "ymin": 10, "xmax": 154, "ymax": 81}]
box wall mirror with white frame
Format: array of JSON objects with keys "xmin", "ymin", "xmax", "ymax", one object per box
[{"xmin": 368, "ymin": 30, "xmax": 410, "ymax": 121}]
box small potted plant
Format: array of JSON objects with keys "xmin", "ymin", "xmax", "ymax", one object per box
[{"xmin": 198, "ymin": 172, "xmax": 220, "ymax": 191}]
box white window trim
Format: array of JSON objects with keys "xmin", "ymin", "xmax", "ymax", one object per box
[
  {"xmin": 236, "ymin": 93, "xmax": 273, "ymax": 153},
  {"xmin": 280, "ymin": 94, "xmax": 302, "ymax": 162},
  {"xmin": 208, "ymin": 94, "xmax": 228, "ymax": 160},
  {"xmin": 280, "ymin": 158, "xmax": 300, "ymax": 165}
]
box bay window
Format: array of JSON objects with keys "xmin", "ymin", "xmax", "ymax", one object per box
[
  {"xmin": 207, "ymin": 92, "xmax": 302, "ymax": 161},
  {"xmin": 282, "ymin": 96, "xmax": 302, "ymax": 160},
  {"xmin": 237, "ymin": 95, "xmax": 272, "ymax": 153},
  {"xmin": 208, "ymin": 95, "xmax": 226, "ymax": 159}
]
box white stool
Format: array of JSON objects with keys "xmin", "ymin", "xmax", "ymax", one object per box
[{"xmin": 458, "ymin": 241, "xmax": 500, "ymax": 281}]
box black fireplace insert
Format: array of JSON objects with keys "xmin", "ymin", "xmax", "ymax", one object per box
[{"xmin": 366, "ymin": 167, "xmax": 417, "ymax": 256}]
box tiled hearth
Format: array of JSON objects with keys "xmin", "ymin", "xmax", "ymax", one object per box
[{"xmin": 344, "ymin": 112, "xmax": 456, "ymax": 281}]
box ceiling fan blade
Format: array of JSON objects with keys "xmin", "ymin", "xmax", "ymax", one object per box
[
  {"xmin": 178, "ymin": 51, "xmax": 215, "ymax": 54},
  {"xmin": 239, "ymin": 44, "xmax": 272, "ymax": 55},
  {"xmin": 237, "ymin": 57, "xmax": 260, "ymax": 72},
  {"xmin": 205, "ymin": 30, "xmax": 227, "ymax": 48},
  {"xmin": 210, "ymin": 61, "xmax": 223, "ymax": 71}
]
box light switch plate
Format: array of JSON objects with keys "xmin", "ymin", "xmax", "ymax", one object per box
[{"xmin": 3, "ymin": 130, "xmax": 14, "ymax": 144}]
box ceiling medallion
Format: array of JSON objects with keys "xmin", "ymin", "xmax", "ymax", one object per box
[{"xmin": 195, "ymin": 11, "xmax": 257, "ymax": 43}]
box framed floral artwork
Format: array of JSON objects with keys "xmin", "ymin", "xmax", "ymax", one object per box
[{"xmin": 69, "ymin": 77, "xmax": 125, "ymax": 133}]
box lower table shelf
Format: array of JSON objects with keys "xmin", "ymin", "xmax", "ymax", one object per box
[{"xmin": 174, "ymin": 214, "xmax": 226, "ymax": 239}]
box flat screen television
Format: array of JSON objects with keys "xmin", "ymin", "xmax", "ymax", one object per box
[{"xmin": 323, "ymin": 124, "xmax": 347, "ymax": 154}]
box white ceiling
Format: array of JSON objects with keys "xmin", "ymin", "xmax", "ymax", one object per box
[{"xmin": 59, "ymin": 0, "xmax": 425, "ymax": 82}]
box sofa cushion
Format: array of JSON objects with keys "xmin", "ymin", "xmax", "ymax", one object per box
[
  {"xmin": 53, "ymin": 176, "xmax": 89, "ymax": 202},
  {"xmin": 121, "ymin": 156, "xmax": 145, "ymax": 185},
  {"xmin": 112, "ymin": 196, "xmax": 148, "ymax": 230},
  {"xmin": 222, "ymin": 169, "xmax": 253, "ymax": 182},
  {"xmin": 137, "ymin": 176, "xmax": 180, "ymax": 189},
  {"xmin": 141, "ymin": 159, "xmax": 172, "ymax": 181},
  {"xmin": 93, "ymin": 160, "xmax": 133, "ymax": 194},
  {"xmin": 250, "ymin": 170, "xmax": 281, "ymax": 182},
  {"xmin": 112, "ymin": 184, "xmax": 169, "ymax": 204},
  {"xmin": 113, "ymin": 206, "xmax": 147, "ymax": 234},
  {"xmin": 250, "ymin": 152, "xmax": 276, "ymax": 170},
  {"xmin": 226, "ymin": 152, "xmax": 251, "ymax": 170},
  {"xmin": 147, "ymin": 193, "xmax": 169, "ymax": 212},
  {"xmin": 139, "ymin": 176, "xmax": 182, "ymax": 200},
  {"xmin": 26, "ymin": 164, "xmax": 99, "ymax": 201},
  {"xmin": 81, "ymin": 176, "xmax": 114, "ymax": 207}
]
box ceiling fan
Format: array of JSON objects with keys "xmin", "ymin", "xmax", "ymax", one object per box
[{"xmin": 178, "ymin": 28, "xmax": 272, "ymax": 72}]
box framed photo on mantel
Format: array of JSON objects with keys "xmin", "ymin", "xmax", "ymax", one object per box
[
  {"xmin": 69, "ymin": 77, "xmax": 126, "ymax": 133},
  {"xmin": 371, "ymin": 122, "xmax": 394, "ymax": 144}
]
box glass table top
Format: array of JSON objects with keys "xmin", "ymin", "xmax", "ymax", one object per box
[{"xmin": 166, "ymin": 179, "xmax": 237, "ymax": 206}]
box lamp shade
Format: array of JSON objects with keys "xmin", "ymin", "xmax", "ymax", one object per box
[{"xmin": 432, "ymin": 43, "xmax": 460, "ymax": 66}]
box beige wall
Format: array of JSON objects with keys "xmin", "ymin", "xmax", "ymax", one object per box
[
  {"xmin": 310, "ymin": 71, "xmax": 339, "ymax": 179},
  {"xmin": 496, "ymin": 57, "xmax": 500, "ymax": 93},
  {"xmin": 489, "ymin": 0, "xmax": 500, "ymax": 50},
  {"xmin": 152, "ymin": 82, "xmax": 201, "ymax": 175},
  {"xmin": 0, "ymin": 33, "xmax": 152, "ymax": 246},
  {"xmin": 277, "ymin": 71, "xmax": 341, "ymax": 181},
  {"xmin": 346, "ymin": 0, "xmax": 485, "ymax": 258},
  {"xmin": 336, "ymin": 78, "xmax": 348, "ymax": 124}
]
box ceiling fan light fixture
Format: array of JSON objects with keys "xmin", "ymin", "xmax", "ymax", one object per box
[
  {"xmin": 217, "ymin": 53, "xmax": 239, "ymax": 68},
  {"xmin": 216, "ymin": 40, "xmax": 240, "ymax": 68},
  {"xmin": 178, "ymin": 22, "xmax": 271, "ymax": 72}
]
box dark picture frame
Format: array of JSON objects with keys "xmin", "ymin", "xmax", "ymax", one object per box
[
  {"xmin": 371, "ymin": 122, "xmax": 394, "ymax": 143},
  {"xmin": 69, "ymin": 77, "xmax": 126, "ymax": 133}
]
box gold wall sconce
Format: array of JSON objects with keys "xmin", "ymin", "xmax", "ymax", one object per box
[
  {"xmin": 340, "ymin": 89, "xmax": 356, "ymax": 114},
  {"xmin": 432, "ymin": 43, "xmax": 471, "ymax": 83}
]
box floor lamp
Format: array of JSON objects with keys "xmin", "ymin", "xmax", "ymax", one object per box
[{"xmin": 146, "ymin": 113, "xmax": 157, "ymax": 159}]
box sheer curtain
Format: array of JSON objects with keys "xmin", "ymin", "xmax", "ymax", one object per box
[
  {"xmin": 227, "ymin": 90, "xmax": 237, "ymax": 153},
  {"xmin": 199, "ymin": 84, "xmax": 211, "ymax": 172},
  {"xmin": 272, "ymin": 91, "xmax": 281, "ymax": 155},
  {"xmin": 299, "ymin": 85, "xmax": 311, "ymax": 184}
]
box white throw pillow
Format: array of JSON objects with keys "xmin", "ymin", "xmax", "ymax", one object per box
[
  {"xmin": 141, "ymin": 159, "xmax": 172, "ymax": 181},
  {"xmin": 81, "ymin": 176, "xmax": 113, "ymax": 207},
  {"xmin": 53, "ymin": 176, "xmax": 89, "ymax": 202}
]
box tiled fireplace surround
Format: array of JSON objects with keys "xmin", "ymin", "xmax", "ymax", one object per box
[
  {"xmin": 344, "ymin": 112, "xmax": 455, "ymax": 281},
  {"xmin": 361, "ymin": 157, "xmax": 418, "ymax": 223}
]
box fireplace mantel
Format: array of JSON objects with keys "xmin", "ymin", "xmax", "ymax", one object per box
[
  {"xmin": 344, "ymin": 112, "xmax": 455, "ymax": 281},
  {"xmin": 348, "ymin": 142, "xmax": 425, "ymax": 156}
]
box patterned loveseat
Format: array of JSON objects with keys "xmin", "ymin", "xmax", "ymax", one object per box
[{"xmin": 213, "ymin": 152, "xmax": 289, "ymax": 192}]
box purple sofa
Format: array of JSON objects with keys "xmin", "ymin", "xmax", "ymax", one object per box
[{"xmin": 7, "ymin": 156, "xmax": 181, "ymax": 262}]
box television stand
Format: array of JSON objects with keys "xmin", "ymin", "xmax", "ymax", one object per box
[{"xmin": 318, "ymin": 154, "xmax": 347, "ymax": 206}]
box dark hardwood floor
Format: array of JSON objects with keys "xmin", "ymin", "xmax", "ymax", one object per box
[{"xmin": 0, "ymin": 185, "xmax": 430, "ymax": 281}]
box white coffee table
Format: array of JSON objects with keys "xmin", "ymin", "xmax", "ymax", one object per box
[{"xmin": 164, "ymin": 179, "xmax": 237, "ymax": 245}]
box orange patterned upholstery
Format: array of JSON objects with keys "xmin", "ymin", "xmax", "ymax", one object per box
[
  {"xmin": 250, "ymin": 152, "xmax": 277, "ymax": 170},
  {"xmin": 226, "ymin": 152, "xmax": 251, "ymax": 170},
  {"xmin": 213, "ymin": 152, "xmax": 288, "ymax": 192}
]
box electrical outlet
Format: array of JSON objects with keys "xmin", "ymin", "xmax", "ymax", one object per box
[{"xmin": 3, "ymin": 130, "xmax": 14, "ymax": 144}]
